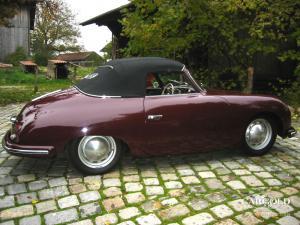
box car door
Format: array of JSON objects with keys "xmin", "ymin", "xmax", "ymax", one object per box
[
  {"xmin": 143, "ymin": 93, "xmax": 231, "ymax": 156},
  {"xmin": 144, "ymin": 68, "xmax": 231, "ymax": 155}
]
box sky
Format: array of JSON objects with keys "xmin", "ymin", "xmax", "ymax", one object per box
[{"xmin": 64, "ymin": 0, "xmax": 129, "ymax": 54}]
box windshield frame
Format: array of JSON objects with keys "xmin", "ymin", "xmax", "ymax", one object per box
[{"xmin": 182, "ymin": 66, "xmax": 206, "ymax": 94}]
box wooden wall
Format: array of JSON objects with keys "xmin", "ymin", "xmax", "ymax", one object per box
[{"xmin": 0, "ymin": 6, "xmax": 31, "ymax": 61}]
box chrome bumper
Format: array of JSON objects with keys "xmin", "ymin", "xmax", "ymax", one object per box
[
  {"xmin": 2, "ymin": 131, "xmax": 52, "ymax": 156},
  {"xmin": 2, "ymin": 143, "xmax": 49, "ymax": 155},
  {"xmin": 286, "ymin": 127, "xmax": 297, "ymax": 138}
]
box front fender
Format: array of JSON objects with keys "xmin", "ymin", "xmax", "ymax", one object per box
[{"xmin": 225, "ymin": 95, "xmax": 292, "ymax": 137}]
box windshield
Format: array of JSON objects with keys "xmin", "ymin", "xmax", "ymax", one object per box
[{"xmin": 145, "ymin": 70, "xmax": 197, "ymax": 96}]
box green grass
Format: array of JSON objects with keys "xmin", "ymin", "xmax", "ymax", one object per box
[
  {"xmin": 0, "ymin": 68, "xmax": 46, "ymax": 85},
  {"xmin": 0, "ymin": 66, "xmax": 97, "ymax": 85},
  {"xmin": 0, "ymin": 67, "xmax": 76, "ymax": 106},
  {"xmin": 76, "ymin": 66, "xmax": 96, "ymax": 78}
]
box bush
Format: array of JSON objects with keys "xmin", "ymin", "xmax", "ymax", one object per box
[
  {"xmin": 192, "ymin": 68, "xmax": 244, "ymax": 91},
  {"xmin": 281, "ymin": 79, "xmax": 300, "ymax": 108},
  {"xmin": 270, "ymin": 77, "xmax": 300, "ymax": 108},
  {"xmin": 4, "ymin": 47, "xmax": 27, "ymax": 66},
  {"xmin": 33, "ymin": 52, "xmax": 49, "ymax": 66}
]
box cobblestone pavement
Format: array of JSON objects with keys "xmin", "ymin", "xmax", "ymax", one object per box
[{"xmin": 0, "ymin": 104, "xmax": 300, "ymax": 225}]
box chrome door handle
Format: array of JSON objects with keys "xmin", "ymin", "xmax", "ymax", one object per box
[{"xmin": 147, "ymin": 115, "xmax": 163, "ymax": 120}]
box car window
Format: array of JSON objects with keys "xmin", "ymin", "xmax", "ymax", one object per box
[
  {"xmin": 159, "ymin": 71, "xmax": 183, "ymax": 84},
  {"xmin": 145, "ymin": 71, "xmax": 196, "ymax": 96}
]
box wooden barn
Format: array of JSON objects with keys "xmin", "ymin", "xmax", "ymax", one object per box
[
  {"xmin": 20, "ymin": 60, "xmax": 38, "ymax": 73},
  {"xmin": 47, "ymin": 60, "xmax": 68, "ymax": 79},
  {"xmin": 55, "ymin": 51, "xmax": 103, "ymax": 67},
  {"xmin": 80, "ymin": 4, "xmax": 132, "ymax": 59},
  {"xmin": 0, "ymin": 1, "xmax": 39, "ymax": 62},
  {"xmin": 0, "ymin": 63, "xmax": 13, "ymax": 69}
]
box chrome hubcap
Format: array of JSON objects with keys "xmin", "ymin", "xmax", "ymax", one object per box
[
  {"xmin": 245, "ymin": 119, "xmax": 272, "ymax": 150},
  {"xmin": 78, "ymin": 136, "xmax": 116, "ymax": 168}
]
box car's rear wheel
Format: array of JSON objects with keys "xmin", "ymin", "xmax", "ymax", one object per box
[
  {"xmin": 243, "ymin": 117, "xmax": 277, "ymax": 155},
  {"xmin": 68, "ymin": 136, "xmax": 122, "ymax": 174}
]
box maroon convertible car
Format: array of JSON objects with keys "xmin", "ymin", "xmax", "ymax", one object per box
[{"xmin": 2, "ymin": 57, "xmax": 296, "ymax": 174}]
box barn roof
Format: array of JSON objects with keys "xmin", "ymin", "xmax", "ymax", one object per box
[
  {"xmin": 55, "ymin": 52, "xmax": 97, "ymax": 62},
  {"xmin": 0, "ymin": 63, "xmax": 13, "ymax": 68},
  {"xmin": 80, "ymin": 3, "xmax": 133, "ymax": 47},
  {"xmin": 20, "ymin": 60, "xmax": 37, "ymax": 66},
  {"xmin": 48, "ymin": 60, "xmax": 67, "ymax": 64},
  {"xmin": 80, "ymin": 3, "xmax": 131, "ymax": 27}
]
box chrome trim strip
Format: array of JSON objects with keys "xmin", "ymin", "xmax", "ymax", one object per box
[
  {"xmin": 182, "ymin": 65, "xmax": 206, "ymax": 94},
  {"xmin": 147, "ymin": 114, "xmax": 163, "ymax": 120},
  {"xmin": 32, "ymin": 89, "xmax": 62, "ymax": 102},
  {"xmin": 74, "ymin": 86, "xmax": 122, "ymax": 98},
  {"xmin": 3, "ymin": 145, "xmax": 49, "ymax": 155},
  {"xmin": 99, "ymin": 65, "xmax": 114, "ymax": 69},
  {"xmin": 2, "ymin": 138, "xmax": 49, "ymax": 155},
  {"xmin": 146, "ymin": 93, "xmax": 198, "ymax": 98}
]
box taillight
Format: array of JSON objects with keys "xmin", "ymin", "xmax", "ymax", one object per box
[{"xmin": 14, "ymin": 122, "xmax": 22, "ymax": 131}]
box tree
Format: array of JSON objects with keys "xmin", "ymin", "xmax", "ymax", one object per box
[
  {"xmin": 122, "ymin": 0, "xmax": 194, "ymax": 58},
  {"xmin": 101, "ymin": 42, "xmax": 113, "ymax": 62},
  {"xmin": 0, "ymin": 0, "xmax": 31, "ymax": 26},
  {"xmin": 249, "ymin": 0, "xmax": 300, "ymax": 76},
  {"xmin": 4, "ymin": 47, "xmax": 27, "ymax": 66},
  {"xmin": 122, "ymin": 0, "xmax": 300, "ymax": 90},
  {"xmin": 31, "ymin": 0, "xmax": 82, "ymax": 65}
]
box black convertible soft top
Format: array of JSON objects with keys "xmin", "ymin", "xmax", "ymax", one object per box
[{"xmin": 75, "ymin": 57, "xmax": 184, "ymax": 97}]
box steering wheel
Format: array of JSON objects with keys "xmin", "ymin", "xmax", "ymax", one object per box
[{"xmin": 162, "ymin": 83, "xmax": 175, "ymax": 95}]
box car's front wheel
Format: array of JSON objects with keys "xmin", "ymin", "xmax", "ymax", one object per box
[
  {"xmin": 68, "ymin": 136, "xmax": 122, "ymax": 174},
  {"xmin": 243, "ymin": 117, "xmax": 277, "ymax": 155}
]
